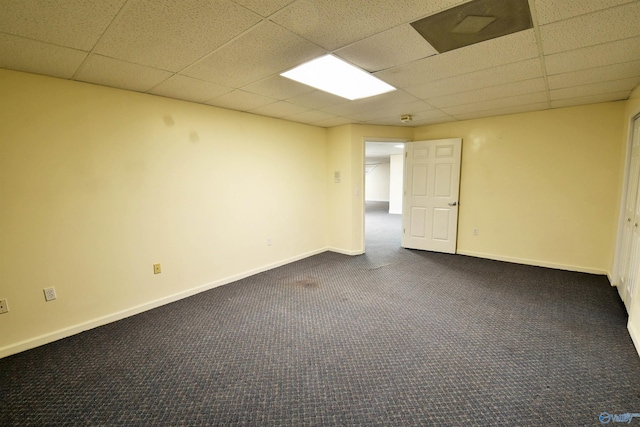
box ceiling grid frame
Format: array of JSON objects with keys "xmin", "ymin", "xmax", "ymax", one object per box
[{"xmin": 0, "ymin": 0, "xmax": 638, "ymax": 127}]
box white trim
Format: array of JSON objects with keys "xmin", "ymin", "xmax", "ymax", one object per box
[
  {"xmin": 0, "ymin": 247, "xmax": 329, "ymax": 359},
  {"xmin": 629, "ymin": 320, "xmax": 640, "ymax": 358},
  {"xmin": 457, "ymin": 250, "xmax": 610, "ymax": 277},
  {"xmin": 362, "ymin": 137, "xmax": 409, "ymax": 254},
  {"xmin": 363, "ymin": 137, "xmax": 410, "ymax": 143},
  {"xmin": 328, "ymin": 247, "xmax": 364, "ymax": 256},
  {"xmin": 612, "ymin": 112, "xmax": 640, "ymax": 288}
]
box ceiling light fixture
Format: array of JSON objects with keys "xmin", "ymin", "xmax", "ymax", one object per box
[
  {"xmin": 410, "ymin": 0, "xmax": 532, "ymax": 53},
  {"xmin": 451, "ymin": 15, "xmax": 497, "ymax": 34},
  {"xmin": 281, "ymin": 55, "xmax": 396, "ymax": 101},
  {"xmin": 400, "ymin": 115, "xmax": 412, "ymax": 123}
]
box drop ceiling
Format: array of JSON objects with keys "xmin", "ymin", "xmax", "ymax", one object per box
[
  {"xmin": 1, "ymin": 0, "xmax": 639, "ymax": 128},
  {"xmin": 366, "ymin": 142, "xmax": 405, "ymax": 164}
]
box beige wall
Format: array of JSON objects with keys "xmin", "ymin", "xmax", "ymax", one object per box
[
  {"xmin": 326, "ymin": 124, "xmax": 412, "ymax": 254},
  {"xmin": 414, "ymin": 103, "xmax": 626, "ymax": 275},
  {"xmin": 0, "ymin": 68, "xmax": 633, "ymax": 357},
  {"xmin": 326, "ymin": 107, "xmax": 626, "ymax": 269},
  {"xmin": 365, "ymin": 161, "xmax": 390, "ymax": 202},
  {"xmin": 0, "ymin": 70, "xmax": 328, "ymax": 356}
]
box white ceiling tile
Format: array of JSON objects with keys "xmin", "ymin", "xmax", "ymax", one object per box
[
  {"xmin": 405, "ymin": 58, "xmax": 543, "ymax": 99},
  {"xmin": 361, "ymin": 106, "xmax": 449, "ymax": 123},
  {"xmin": 0, "ymin": 0, "xmax": 126, "ymax": 51},
  {"xmin": 243, "ymin": 75, "xmax": 315, "ymax": 100},
  {"xmin": 0, "ymin": 34, "xmax": 87, "ymax": 79},
  {"xmin": 534, "ymin": 0, "xmax": 633, "ymax": 25},
  {"xmin": 366, "ymin": 143, "xmax": 404, "ymax": 158},
  {"xmin": 411, "ymin": 116, "xmax": 456, "ymax": 126},
  {"xmin": 230, "ymin": 0, "xmax": 295, "ymax": 17},
  {"xmin": 550, "ymin": 77, "xmax": 640, "ymax": 100},
  {"xmin": 310, "ymin": 116, "xmax": 355, "ymax": 128},
  {"xmin": 320, "ymin": 90, "xmax": 419, "ymax": 116},
  {"xmin": 550, "ymin": 91, "xmax": 631, "ymax": 108},
  {"xmin": 442, "ymin": 92, "xmax": 549, "ymax": 116},
  {"xmin": 540, "ymin": 2, "xmax": 640, "ymax": 55},
  {"xmin": 284, "ymin": 109, "xmax": 338, "ymax": 123},
  {"xmin": 335, "ymin": 25, "xmax": 437, "ymax": 73},
  {"xmin": 348, "ymin": 101, "xmax": 435, "ymax": 121},
  {"xmin": 249, "ymin": 101, "xmax": 310, "ymax": 118},
  {"xmin": 271, "ymin": 0, "xmax": 464, "ymax": 51},
  {"xmin": 365, "ymin": 111, "xmax": 453, "ymax": 126},
  {"xmin": 413, "ymin": 109, "xmax": 453, "ymax": 121},
  {"xmin": 149, "ymin": 75, "xmax": 233, "ymax": 103},
  {"xmin": 206, "ymin": 90, "xmax": 276, "ymax": 111},
  {"xmin": 548, "ymin": 60, "xmax": 640, "ymax": 90},
  {"xmin": 453, "ymin": 102, "xmax": 550, "ymax": 121},
  {"xmin": 95, "ymin": 0, "xmax": 261, "ymax": 72},
  {"xmin": 428, "ymin": 78, "xmax": 547, "ymax": 109},
  {"xmin": 364, "ymin": 119, "xmax": 414, "ymax": 127},
  {"xmin": 544, "ymin": 36, "xmax": 640, "ymax": 75},
  {"xmin": 285, "ymin": 90, "xmax": 348, "ymax": 109},
  {"xmin": 183, "ymin": 21, "xmax": 325, "ymax": 87},
  {"xmin": 376, "ymin": 29, "xmax": 539, "ymax": 88},
  {"xmin": 1, "ymin": 0, "xmax": 638, "ymax": 127},
  {"xmin": 75, "ymin": 55, "xmax": 172, "ymax": 92}
]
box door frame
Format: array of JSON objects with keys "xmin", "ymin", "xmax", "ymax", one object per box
[
  {"xmin": 613, "ymin": 110, "xmax": 640, "ymax": 301},
  {"xmin": 362, "ymin": 137, "xmax": 409, "ymax": 253}
]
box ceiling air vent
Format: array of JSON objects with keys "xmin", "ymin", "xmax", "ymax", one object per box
[{"xmin": 410, "ymin": 0, "xmax": 532, "ymax": 53}]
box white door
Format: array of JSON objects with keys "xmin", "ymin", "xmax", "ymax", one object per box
[
  {"xmin": 621, "ymin": 116, "xmax": 640, "ymax": 309},
  {"xmin": 402, "ymin": 138, "xmax": 462, "ymax": 254}
]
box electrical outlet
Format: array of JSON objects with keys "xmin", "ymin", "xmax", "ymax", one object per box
[
  {"xmin": 267, "ymin": 238, "xmax": 272, "ymax": 246},
  {"xmin": 153, "ymin": 263, "xmax": 161, "ymax": 274},
  {"xmin": 43, "ymin": 287, "xmax": 57, "ymax": 302},
  {"xmin": 0, "ymin": 298, "xmax": 8, "ymax": 314},
  {"xmin": 473, "ymin": 228, "xmax": 478, "ymax": 236}
]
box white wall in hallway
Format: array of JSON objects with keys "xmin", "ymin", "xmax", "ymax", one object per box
[
  {"xmin": 365, "ymin": 161, "xmax": 390, "ymax": 202},
  {"xmin": 389, "ymin": 154, "xmax": 404, "ymax": 214}
]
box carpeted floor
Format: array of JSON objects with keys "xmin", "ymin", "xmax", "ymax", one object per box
[{"xmin": 2, "ymin": 201, "xmax": 640, "ymax": 426}]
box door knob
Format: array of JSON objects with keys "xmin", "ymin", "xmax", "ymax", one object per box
[{"xmin": 448, "ymin": 201, "xmax": 458, "ymax": 206}]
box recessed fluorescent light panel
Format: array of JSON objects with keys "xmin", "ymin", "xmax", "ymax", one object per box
[{"xmin": 281, "ymin": 55, "xmax": 395, "ymax": 100}]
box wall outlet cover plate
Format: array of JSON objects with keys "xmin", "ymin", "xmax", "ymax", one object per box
[{"xmin": 43, "ymin": 287, "xmax": 57, "ymax": 301}]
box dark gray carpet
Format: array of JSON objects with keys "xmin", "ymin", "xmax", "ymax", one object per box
[{"xmin": 2, "ymin": 201, "xmax": 640, "ymax": 426}]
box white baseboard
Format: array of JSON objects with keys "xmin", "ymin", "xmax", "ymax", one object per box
[
  {"xmin": 628, "ymin": 320, "xmax": 640, "ymax": 358},
  {"xmin": 456, "ymin": 250, "xmax": 610, "ymax": 277},
  {"xmin": 1, "ymin": 247, "xmax": 615, "ymax": 359},
  {"xmin": 328, "ymin": 247, "xmax": 364, "ymax": 256},
  {"xmin": 0, "ymin": 247, "xmax": 329, "ymax": 359},
  {"xmin": 607, "ymin": 272, "xmax": 615, "ymax": 286}
]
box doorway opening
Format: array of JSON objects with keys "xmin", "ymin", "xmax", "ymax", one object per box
[{"xmin": 364, "ymin": 139, "xmax": 406, "ymax": 252}]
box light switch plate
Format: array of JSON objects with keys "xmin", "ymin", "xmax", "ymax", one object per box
[{"xmin": 43, "ymin": 287, "xmax": 57, "ymax": 302}]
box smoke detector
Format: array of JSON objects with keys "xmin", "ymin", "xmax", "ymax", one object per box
[{"xmin": 400, "ymin": 115, "xmax": 413, "ymax": 123}]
